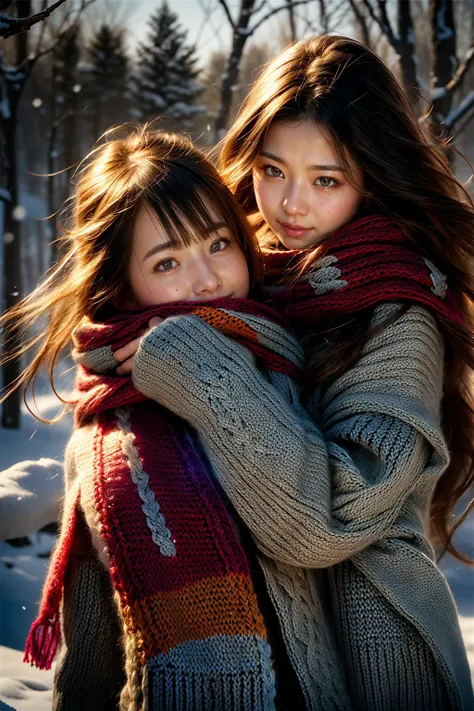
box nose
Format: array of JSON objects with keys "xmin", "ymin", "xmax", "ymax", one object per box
[
  {"xmin": 282, "ymin": 182, "xmax": 309, "ymax": 217},
  {"xmin": 193, "ymin": 259, "xmax": 222, "ymax": 297}
]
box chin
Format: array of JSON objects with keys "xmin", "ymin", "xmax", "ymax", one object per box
[{"xmin": 277, "ymin": 233, "xmax": 317, "ymax": 251}]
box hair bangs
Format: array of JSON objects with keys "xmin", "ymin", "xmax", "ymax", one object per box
[{"xmin": 143, "ymin": 165, "xmax": 230, "ymax": 249}]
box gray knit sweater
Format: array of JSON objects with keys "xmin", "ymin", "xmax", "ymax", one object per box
[{"xmin": 128, "ymin": 302, "xmax": 473, "ymax": 710}]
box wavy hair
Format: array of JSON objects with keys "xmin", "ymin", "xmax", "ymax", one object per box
[
  {"xmin": 0, "ymin": 124, "xmax": 261, "ymax": 422},
  {"xmin": 219, "ymin": 35, "xmax": 474, "ymax": 562}
]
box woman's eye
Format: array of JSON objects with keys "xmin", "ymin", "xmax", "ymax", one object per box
[
  {"xmin": 262, "ymin": 164, "xmax": 283, "ymax": 178},
  {"xmin": 315, "ymin": 176, "xmax": 337, "ymax": 188},
  {"xmin": 155, "ymin": 257, "xmax": 178, "ymax": 272},
  {"xmin": 210, "ymin": 237, "xmax": 230, "ymax": 254}
]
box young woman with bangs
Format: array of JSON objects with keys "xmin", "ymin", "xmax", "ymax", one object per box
[{"xmin": 4, "ymin": 126, "xmax": 308, "ymax": 709}]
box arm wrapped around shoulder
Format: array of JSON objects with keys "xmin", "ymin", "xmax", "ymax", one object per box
[{"xmin": 132, "ymin": 305, "xmax": 448, "ymax": 568}]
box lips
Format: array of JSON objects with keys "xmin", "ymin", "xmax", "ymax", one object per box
[{"xmin": 279, "ymin": 221, "xmax": 312, "ymax": 238}]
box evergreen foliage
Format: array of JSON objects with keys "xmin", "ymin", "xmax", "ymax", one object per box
[
  {"xmin": 131, "ymin": 1, "xmax": 204, "ymax": 129},
  {"xmin": 83, "ymin": 23, "xmax": 130, "ymax": 136}
]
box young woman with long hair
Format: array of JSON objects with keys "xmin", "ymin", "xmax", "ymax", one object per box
[{"xmin": 117, "ymin": 35, "xmax": 474, "ymax": 709}]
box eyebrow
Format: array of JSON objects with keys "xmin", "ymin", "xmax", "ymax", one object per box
[
  {"xmin": 260, "ymin": 150, "xmax": 343, "ymax": 172},
  {"xmin": 143, "ymin": 221, "xmax": 228, "ymax": 262}
]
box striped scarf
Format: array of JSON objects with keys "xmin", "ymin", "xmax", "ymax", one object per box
[{"xmin": 24, "ymin": 300, "xmax": 302, "ymax": 710}]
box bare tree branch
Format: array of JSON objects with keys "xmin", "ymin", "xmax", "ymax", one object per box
[
  {"xmin": 328, "ymin": 0, "xmax": 354, "ymax": 33},
  {"xmin": 33, "ymin": 0, "xmax": 50, "ymax": 58},
  {"xmin": 27, "ymin": 0, "xmax": 95, "ymax": 66},
  {"xmin": 285, "ymin": 0, "xmax": 297, "ymax": 41},
  {"xmin": 360, "ymin": 0, "xmax": 385, "ymax": 36},
  {"xmin": 348, "ymin": 0, "xmax": 370, "ymax": 45},
  {"xmin": 250, "ymin": 0, "xmax": 313, "ymax": 35},
  {"xmin": 197, "ymin": 0, "xmax": 227, "ymax": 49},
  {"xmin": 317, "ymin": 0, "xmax": 328, "ymax": 33},
  {"xmin": 217, "ymin": 0, "xmax": 236, "ymax": 30},
  {"xmin": 254, "ymin": 0, "xmax": 267, "ymax": 14},
  {"xmin": 0, "ymin": 0, "xmax": 67, "ymax": 38},
  {"xmin": 444, "ymin": 89, "xmax": 474, "ymax": 130},
  {"xmin": 445, "ymin": 41, "xmax": 474, "ymax": 95},
  {"xmin": 376, "ymin": 0, "xmax": 395, "ymax": 43},
  {"xmin": 453, "ymin": 101, "xmax": 474, "ymax": 136}
]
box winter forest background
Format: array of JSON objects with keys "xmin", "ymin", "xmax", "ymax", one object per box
[
  {"xmin": 1, "ymin": 0, "xmax": 474, "ymax": 427},
  {"xmin": 0, "ymin": 2, "xmax": 474, "ymax": 708}
]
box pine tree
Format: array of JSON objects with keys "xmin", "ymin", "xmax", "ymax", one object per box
[
  {"xmin": 83, "ymin": 23, "xmax": 129, "ymax": 138},
  {"xmin": 131, "ymin": 1, "xmax": 204, "ymax": 130}
]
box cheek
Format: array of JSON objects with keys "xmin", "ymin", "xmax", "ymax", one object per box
[
  {"xmin": 225, "ymin": 252, "xmax": 250, "ymax": 295},
  {"xmin": 324, "ymin": 188, "xmax": 362, "ymax": 216},
  {"xmin": 253, "ymin": 177, "xmax": 276, "ymax": 215}
]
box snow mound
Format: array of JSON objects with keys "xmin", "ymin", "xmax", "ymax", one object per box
[
  {"xmin": 0, "ymin": 460, "xmax": 63, "ymax": 541},
  {"xmin": 0, "ymin": 646, "xmax": 53, "ymax": 711}
]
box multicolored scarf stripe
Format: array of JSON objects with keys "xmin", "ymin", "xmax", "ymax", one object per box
[{"xmin": 95, "ymin": 403, "xmax": 277, "ymax": 707}]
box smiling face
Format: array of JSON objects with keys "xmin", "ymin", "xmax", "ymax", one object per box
[
  {"xmin": 252, "ymin": 119, "xmax": 365, "ymax": 250},
  {"xmin": 126, "ymin": 201, "xmax": 250, "ymax": 308}
]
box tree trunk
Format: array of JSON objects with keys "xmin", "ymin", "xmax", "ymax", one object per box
[
  {"xmin": 286, "ymin": 0, "xmax": 297, "ymax": 42},
  {"xmin": 428, "ymin": 0, "xmax": 457, "ymax": 163},
  {"xmin": 1, "ymin": 0, "xmax": 31, "ymax": 428},
  {"xmin": 348, "ymin": 0, "xmax": 370, "ymax": 47},
  {"xmin": 48, "ymin": 55, "xmax": 58, "ymax": 267},
  {"xmin": 214, "ymin": 0, "xmax": 255, "ymax": 141},
  {"xmin": 397, "ymin": 0, "xmax": 421, "ymax": 113},
  {"xmin": 47, "ymin": 121, "xmax": 58, "ymax": 266},
  {"xmin": 429, "ymin": 0, "xmax": 456, "ymax": 123}
]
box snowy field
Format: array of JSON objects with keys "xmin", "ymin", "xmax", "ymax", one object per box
[{"xmin": 0, "ymin": 380, "xmax": 473, "ymax": 710}]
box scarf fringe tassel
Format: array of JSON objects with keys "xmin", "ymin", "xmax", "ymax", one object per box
[
  {"xmin": 24, "ymin": 616, "xmax": 61, "ymax": 670},
  {"xmin": 23, "ymin": 492, "xmax": 81, "ymax": 670}
]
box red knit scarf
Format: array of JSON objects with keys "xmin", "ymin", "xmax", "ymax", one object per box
[
  {"xmin": 24, "ymin": 300, "xmax": 299, "ymax": 692},
  {"xmin": 261, "ymin": 214, "xmax": 461, "ymax": 328}
]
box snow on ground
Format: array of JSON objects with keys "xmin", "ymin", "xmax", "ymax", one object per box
[{"xmin": 0, "ymin": 374, "xmax": 473, "ymax": 710}]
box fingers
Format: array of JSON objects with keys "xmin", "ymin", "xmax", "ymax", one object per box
[
  {"xmin": 113, "ymin": 318, "xmax": 164, "ymax": 376},
  {"xmin": 113, "ymin": 336, "xmax": 143, "ymax": 365},
  {"xmin": 116, "ymin": 357, "xmax": 134, "ymax": 376}
]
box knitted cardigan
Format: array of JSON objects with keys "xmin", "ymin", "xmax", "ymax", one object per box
[
  {"xmin": 129, "ymin": 302, "xmax": 473, "ymax": 711},
  {"xmin": 49, "ymin": 306, "xmax": 474, "ymax": 711}
]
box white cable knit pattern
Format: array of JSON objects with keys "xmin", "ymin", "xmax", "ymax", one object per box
[
  {"xmin": 115, "ymin": 407, "xmax": 176, "ymax": 557},
  {"xmin": 260, "ymin": 556, "xmax": 351, "ymax": 711},
  {"xmin": 423, "ymin": 258, "xmax": 448, "ymax": 299},
  {"xmin": 307, "ymin": 256, "xmax": 347, "ymax": 295}
]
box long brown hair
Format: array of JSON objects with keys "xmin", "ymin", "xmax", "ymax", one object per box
[
  {"xmin": 0, "ymin": 124, "xmax": 261, "ymax": 421},
  {"xmin": 219, "ymin": 35, "xmax": 474, "ymax": 562}
]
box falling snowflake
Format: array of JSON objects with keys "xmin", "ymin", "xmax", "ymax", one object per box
[{"xmin": 12, "ymin": 205, "xmax": 26, "ymax": 221}]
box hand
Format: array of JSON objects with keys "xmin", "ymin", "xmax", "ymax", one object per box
[{"xmin": 114, "ymin": 317, "xmax": 163, "ymax": 375}]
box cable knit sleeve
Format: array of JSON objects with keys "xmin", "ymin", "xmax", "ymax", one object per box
[
  {"xmin": 53, "ymin": 438, "xmax": 125, "ymax": 710},
  {"xmin": 132, "ymin": 303, "xmax": 449, "ymax": 569}
]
